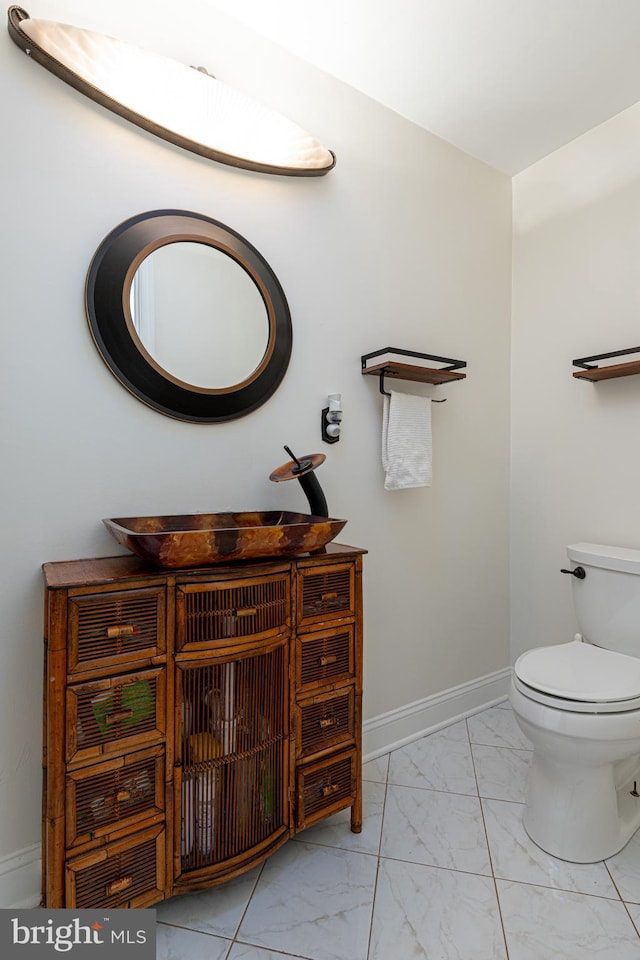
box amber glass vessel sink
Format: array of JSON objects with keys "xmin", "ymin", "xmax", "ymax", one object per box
[{"xmin": 103, "ymin": 511, "xmax": 347, "ymax": 568}]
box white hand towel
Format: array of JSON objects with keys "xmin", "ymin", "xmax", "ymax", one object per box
[{"xmin": 382, "ymin": 390, "xmax": 432, "ymax": 489}]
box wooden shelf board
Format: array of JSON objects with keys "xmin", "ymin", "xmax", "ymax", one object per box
[
  {"xmin": 362, "ymin": 360, "xmax": 466, "ymax": 386},
  {"xmin": 573, "ymin": 359, "xmax": 640, "ymax": 382}
]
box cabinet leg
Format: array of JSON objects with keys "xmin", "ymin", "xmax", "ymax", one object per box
[{"xmin": 350, "ymin": 803, "xmax": 362, "ymax": 834}]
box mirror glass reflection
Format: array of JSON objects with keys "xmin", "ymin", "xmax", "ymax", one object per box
[{"xmin": 129, "ymin": 242, "xmax": 270, "ymax": 389}]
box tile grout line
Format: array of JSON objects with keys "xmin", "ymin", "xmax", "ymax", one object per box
[
  {"xmin": 367, "ymin": 748, "xmax": 390, "ymax": 960},
  {"xmin": 365, "ymin": 854, "xmax": 384, "ymax": 960},
  {"xmin": 486, "ymin": 873, "xmax": 634, "ymax": 903},
  {"xmin": 467, "ymin": 716, "xmax": 511, "ymax": 960},
  {"xmin": 604, "ymin": 860, "xmax": 640, "ymax": 940},
  {"xmin": 232, "ymin": 936, "xmax": 317, "ymax": 960},
  {"xmin": 228, "ymin": 858, "xmax": 266, "ymax": 951}
]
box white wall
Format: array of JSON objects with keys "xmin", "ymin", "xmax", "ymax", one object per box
[
  {"xmin": 0, "ymin": 0, "xmax": 511, "ymax": 893},
  {"xmin": 511, "ymin": 102, "xmax": 640, "ymax": 661}
]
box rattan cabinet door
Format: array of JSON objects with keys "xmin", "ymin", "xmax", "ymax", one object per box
[
  {"xmin": 176, "ymin": 573, "xmax": 290, "ymax": 652},
  {"xmin": 66, "ymin": 667, "xmax": 166, "ymax": 765},
  {"xmin": 175, "ymin": 638, "xmax": 290, "ymax": 883},
  {"xmin": 66, "ymin": 745, "xmax": 165, "ymax": 849},
  {"xmin": 296, "ymin": 624, "xmax": 355, "ymax": 694},
  {"xmin": 296, "ymin": 687, "xmax": 356, "ymax": 760},
  {"xmin": 68, "ymin": 587, "xmax": 166, "ymax": 677},
  {"xmin": 296, "ymin": 749, "xmax": 357, "ymax": 829},
  {"xmin": 65, "ymin": 824, "xmax": 166, "ymax": 908},
  {"xmin": 296, "ymin": 562, "xmax": 356, "ymax": 628}
]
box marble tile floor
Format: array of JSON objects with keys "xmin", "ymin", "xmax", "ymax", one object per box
[{"xmin": 156, "ymin": 701, "xmax": 640, "ymax": 960}]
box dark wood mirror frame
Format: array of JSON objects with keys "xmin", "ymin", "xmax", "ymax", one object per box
[{"xmin": 85, "ymin": 210, "xmax": 293, "ymax": 422}]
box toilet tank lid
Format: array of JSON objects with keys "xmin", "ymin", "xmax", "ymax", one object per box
[{"xmin": 568, "ymin": 542, "xmax": 640, "ymax": 574}]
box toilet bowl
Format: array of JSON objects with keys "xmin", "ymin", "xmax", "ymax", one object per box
[{"xmin": 510, "ymin": 542, "xmax": 640, "ymax": 863}]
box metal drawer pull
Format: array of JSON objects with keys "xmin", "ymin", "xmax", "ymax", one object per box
[
  {"xmin": 321, "ymin": 591, "xmax": 338, "ymax": 601},
  {"xmin": 105, "ymin": 709, "xmax": 134, "ymax": 726},
  {"xmin": 318, "ymin": 717, "xmax": 338, "ymax": 729},
  {"xmin": 105, "ymin": 875, "xmax": 133, "ymax": 896},
  {"xmin": 322, "ymin": 783, "xmax": 340, "ymax": 797},
  {"xmin": 115, "ymin": 789, "xmax": 132, "ymax": 802},
  {"xmin": 234, "ymin": 607, "xmax": 257, "ymax": 617},
  {"xmin": 319, "ymin": 655, "xmax": 337, "ymax": 666},
  {"xmin": 106, "ymin": 624, "xmax": 136, "ymax": 639}
]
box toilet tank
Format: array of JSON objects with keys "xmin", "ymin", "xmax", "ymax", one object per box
[{"xmin": 567, "ymin": 542, "xmax": 640, "ymax": 657}]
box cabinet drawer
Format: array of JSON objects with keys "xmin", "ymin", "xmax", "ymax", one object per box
[
  {"xmin": 297, "ymin": 625, "xmax": 355, "ymax": 693},
  {"xmin": 297, "ymin": 563, "xmax": 355, "ymax": 627},
  {"xmin": 176, "ymin": 574, "xmax": 290, "ymax": 651},
  {"xmin": 66, "ymin": 825, "xmax": 165, "ymax": 908},
  {"xmin": 67, "ymin": 668, "xmax": 166, "ymax": 765},
  {"xmin": 66, "ymin": 746, "xmax": 165, "ymax": 848},
  {"xmin": 68, "ymin": 587, "xmax": 166, "ymax": 676},
  {"xmin": 296, "ymin": 687, "xmax": 355, "ymax": 759},
  {"xmin": 296, "ymin": 749, "xmax": 356, "ymax": 829}
]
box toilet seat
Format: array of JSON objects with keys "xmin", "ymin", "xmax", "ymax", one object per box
[{"xmin": 513, "ymin": 639, "xmax": 640, "ymax": 714}]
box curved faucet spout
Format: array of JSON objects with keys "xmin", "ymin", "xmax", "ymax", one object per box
[
  {"xmin": 297, "ymin": 469, "xmax": 328, "ymax": 517},
  {"xmin": 269, "ymin": 447, "xmax": 329, "ymax": 517}
]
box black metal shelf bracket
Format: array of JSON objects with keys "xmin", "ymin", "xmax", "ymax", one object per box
[
  {"xmin": 361, "ymin": 347, "xmax": 467, "ymax": 370},
  {"xmin": 573, "ymin": 346, "xmax": 640, "ymax": 370}
]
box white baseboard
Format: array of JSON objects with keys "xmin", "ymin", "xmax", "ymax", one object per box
[
  {"xmin": 0, "ymin": 843, "xmax": 41, "ymax": 908},
  {"xmin": 363, "ymin": 666, "xmax": 513, "ymax": 761},
  {"xmin": 1, "ymin": 667, "xmax": 512, "ymax": 908}
]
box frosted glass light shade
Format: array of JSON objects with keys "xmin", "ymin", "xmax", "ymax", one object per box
[{"xmin": 7, "ymin": 6, "xmax": 336, "ymax": 176}]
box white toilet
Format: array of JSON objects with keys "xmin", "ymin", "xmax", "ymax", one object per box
[{"xmin": 510, "ymin": 542, "xmax": 640, "ymax": 863}]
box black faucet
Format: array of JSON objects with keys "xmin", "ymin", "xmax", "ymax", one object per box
[{"xmin": 269, "ymin": 446, "xmax": 329, "ymax": 517}]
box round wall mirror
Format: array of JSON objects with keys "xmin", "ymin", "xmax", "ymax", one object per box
[{"xmin": 86, "ymin": 210, "xmax": 292, "ymax": 422}]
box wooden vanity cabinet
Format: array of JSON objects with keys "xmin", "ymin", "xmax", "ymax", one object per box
[{"xmin": 42, "ymin": 544, "xmax": 364, "ymax": 908}]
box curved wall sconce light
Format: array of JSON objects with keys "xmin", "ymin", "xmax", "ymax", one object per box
[{"xmin": 7, "ymin": 6, "xmax": 336, "ymax": 177}]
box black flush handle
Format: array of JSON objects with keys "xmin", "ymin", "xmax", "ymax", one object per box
[{"xmin": 560, "ymin": 566, "xmax": 586, "ymax": 579}]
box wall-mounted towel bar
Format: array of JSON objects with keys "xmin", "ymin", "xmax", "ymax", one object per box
[
  {"xmin": 573, "ymin": 347, "xmax": 640, "ymax": 382},
  {"xmin": 377, "ymin": 370, "xmax": 447, "ymax": 399},
  {"xmin": 361, "ymin": 348, "xmax": 466, "ymax": 400}
]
